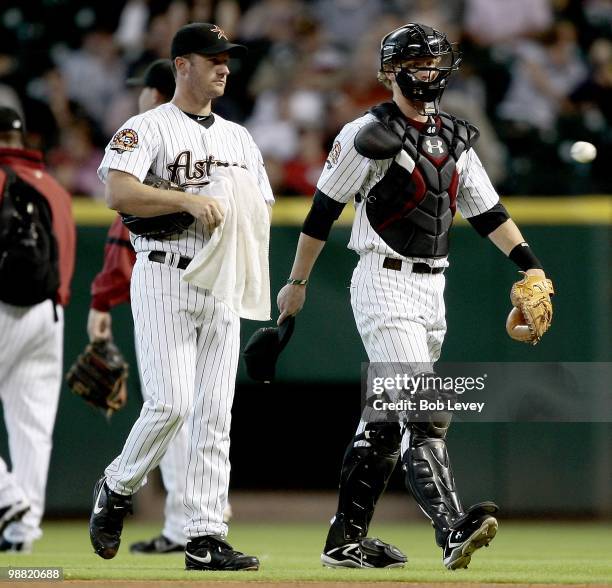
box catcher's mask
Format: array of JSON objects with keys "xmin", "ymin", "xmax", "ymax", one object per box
[{"xmin": 380, "ymin": 23, "xmax": 461, "ymax": 114}]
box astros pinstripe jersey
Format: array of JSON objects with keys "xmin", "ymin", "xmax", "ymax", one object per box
[{"xmin": 98, "ymin": 102, "xmax": 274, "ymax": 258}]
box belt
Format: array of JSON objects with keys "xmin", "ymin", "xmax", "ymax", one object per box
[
  {"xmin": 383, "ymin": 257, "xmax": 445, "ymax": 274},
  {"xmin": 148, "ymin": 251, "xmax": 192, "ymax": 270}
]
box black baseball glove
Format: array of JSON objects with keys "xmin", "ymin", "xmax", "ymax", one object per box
[
  {"xmin": 66, "ymin": 340, "xmax": 129, "ymax": 416},
  {"xmin": 120, "ymin": 172, "xmax": 195, "ymax": 238}
]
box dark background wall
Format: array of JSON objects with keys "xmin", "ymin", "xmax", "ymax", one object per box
[{"xmin": 1, "ymin": 213, "xmax": 610, "ymax": 516}]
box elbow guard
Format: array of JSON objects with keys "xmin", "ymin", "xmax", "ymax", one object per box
[
  {"xmin": 301, "ymin": 190, "xmax": 346, "ymax": 241},
  {"xmin": 467, "ymin": 202, "xmax": 510, "ymax": 237}
]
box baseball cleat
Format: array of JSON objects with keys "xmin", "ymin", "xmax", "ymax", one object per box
[
  {"xmin": 89, "ymin": 476, "xmax": 133, "ymax": 559},
  {"xmin": 130, "ymin": 534, "xmax": 184, "ymax": 554},
  {"xmin": 0, "ymin": 499, "xmax": 30, "ymax": 536},
  {"xmin": 185, "ymin": 535, "xmax": 259, "ymax": 571},
  {"xmin": 443, "ymin": 514, "xmax": 498, "ymax": 570},
  {"xmin": 321, "ymin": 537, "xmax": 407, "ymax": 568}
]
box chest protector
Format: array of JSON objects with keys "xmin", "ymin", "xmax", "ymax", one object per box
[{"xmin": 354, "ymin": 102, "xmax": 479, "ymax": 258}]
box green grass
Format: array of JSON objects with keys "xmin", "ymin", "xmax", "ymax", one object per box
[{"xmin": 0, "ymin": 521, "xmax": 611, "ymax": 584}]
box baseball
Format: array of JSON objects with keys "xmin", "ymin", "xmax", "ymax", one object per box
[{"xmin": 570, "ymin": 141, "xmax": 597, "ymax": 163}]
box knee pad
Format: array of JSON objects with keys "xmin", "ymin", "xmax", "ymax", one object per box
[{"xmin": 359, "ymin": 421, "xmax": 403, "ymax": 455}]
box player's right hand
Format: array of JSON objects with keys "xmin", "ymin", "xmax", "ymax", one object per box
[
  {"xmin": 277, "ymin": 284, "xmax": 306, "ymax": 325},
  {"xmin": 87, "ymin": 309, "xmax": 112, "ymax": 342},
  {"xmin": 183, "ymin": 194, "xmax": 224, "ymax": 231}
]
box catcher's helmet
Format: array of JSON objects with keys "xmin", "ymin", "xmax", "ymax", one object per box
[{"xmin": 380, "ymin": 23, "xmax": 461, "ymax": 112}]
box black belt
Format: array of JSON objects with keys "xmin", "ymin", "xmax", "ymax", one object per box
[
  {"xmin": 383, "ymin": 257, "xmax": 445, "ymax": 274},
  {"xmin": 148, "ymin": 251, "xmax": 192, "ymax": 270}
]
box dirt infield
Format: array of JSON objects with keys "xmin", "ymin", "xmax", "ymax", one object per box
[{"xmin": 25, "ymin": 582, "xmax": 612, "ymax": 588}]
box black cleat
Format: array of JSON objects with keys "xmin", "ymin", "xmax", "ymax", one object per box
[
  {"xmin": 443, "ymin": 506, "xmax": 498, "ymax": 570},
  {"xmin": 130, "ymin": 534, "xmax": 184, "ymax": 554},
  {"xmin": 0, "ymin": 500, "xmax": 30, "ymax": 536},
  {"xmin": 0, "ymin": 539, "xmax": 31, "ymax": 553},
  {"xmin": 321, "ymin": 537, "xmax": 407, "ymax": 568},
  {"xmin": 185, "ymin": 535, "xmax": 259, "ymax": 571},
  {"xmin": 89, "ymin": 477, "xmax": 133, "ymax": 559}
]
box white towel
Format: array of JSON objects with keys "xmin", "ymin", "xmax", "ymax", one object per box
[{"xmin": 181, "ymin": 166, "xmax": 271, "ymax": 321}]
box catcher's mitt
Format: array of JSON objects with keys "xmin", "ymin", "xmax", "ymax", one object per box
[
  {"xmin": 120, "ymin": 172, "xmax": 195, "ymax": 238},
  {"xmin": 506, "ymin": 272, "xmax": 554, "ymax": 345},
  {"xmin": 66, "ymin": 340, "xmax": 129, "ymax": 415}
]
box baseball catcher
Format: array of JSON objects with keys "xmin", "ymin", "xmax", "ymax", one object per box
[
  {"xmin": 66, "ymin": 340, "xmax": 128, "ymax": 416},
  {"xmin": 120, "ymin": 172, "xmax": 195, "ymax": 238},
  {"xmin": 277, "ymin": 22, "xmax": 556, "ymax": 572}
]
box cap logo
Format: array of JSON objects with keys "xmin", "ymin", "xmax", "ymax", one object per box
[{"xmin": 210, "ymin": 25, "xmax": 228, "ymax": 40}]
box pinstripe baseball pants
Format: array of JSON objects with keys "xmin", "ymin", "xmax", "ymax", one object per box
[
  {"xmin": 350, "ymin": 252, "xmax": 447, "ymax": 446},
  {"xmin": 0, "ymin": 300, "xmax": 63, "ymax": 543},
  {"xmin": 105, "ymin": 253, "xmax": 239, "ymax": 538},
  {"xmin": 133, "ymin": 333, "xmax": 189, "ymax": 545}
]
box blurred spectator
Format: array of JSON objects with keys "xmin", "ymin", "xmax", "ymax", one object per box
[
  {"xmin": 570, "ymin": 38, "xmax": 612, "ymax": 127},
  {"xmin": 239, "ymin": 0, "xmax": 304, "ymax": 42},
  {"xmin": 497, "ymin": 22, "xmax": 587, "ymax": 132},
  {"xmin": 282, "ymin": 128, "xmax": 327, "ymax": 195},
  {"xmin": 190, "ymin": 0, "xmax": 242, "ymax": 39},
  {"xmin": 56, "ymin": 29, "xmax": 127, "ymax": 131},
  {"xmin": 115, "ymin": 0, "xmax": 150, "ymax": 54},
  {"xmin": 393, "ymin": 0, "xmax": 465, "ymax": 41},
  {"xmin": 463, "ymin": 0, "xmax": 553, "ymax": 46},
  {"xmin": 48, "ymin": 119, "xmax": 105, "ymax": 198},
  {"xmin": 247, "ymin": 91, "xmax": 300, "ymax": 161},
  {"xmin": 312, "ymin": 0, "xmax": 390, "ymax": 52}
]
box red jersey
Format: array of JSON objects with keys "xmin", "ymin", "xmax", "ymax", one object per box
[
  {"xmin": 0, "ymin": 147, "xmax": 76, "ymax": 306},
  {"xmin": 90, "ymin": 215, "xmax": 136, "ymax": 311}
]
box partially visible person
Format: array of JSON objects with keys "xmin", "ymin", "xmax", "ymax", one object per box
[{"xmin": 0, "ymin": 106, "xmax": 76, "ymax": 552}]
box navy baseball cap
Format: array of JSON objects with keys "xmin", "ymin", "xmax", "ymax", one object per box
[
  {"xmin": 242, "ymin": 316, "xmax": 295, "ymax": 383},
  {"xmin": 171, "ymin": 23, "xmax": 247, "ymax": 60},
  {"xmin": 0, "ymin": 106, "xmax": 24, "ymax": 133},
  {"xmin": 126, "ymin": 59, "xmax": 175, "ymax": 99}
]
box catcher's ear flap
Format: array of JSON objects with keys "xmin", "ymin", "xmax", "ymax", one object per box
[{"xmin": 243, "ymin": 316, "xmax": 295, "ymax": 383}]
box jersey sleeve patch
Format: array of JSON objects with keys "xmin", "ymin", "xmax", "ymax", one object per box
[
  {"xmin": 110, "ymin": 129, "xmax": 139, "ymax": 153},
  {"xmin": 326, "ymin": 141, "xmax": 342, "ymax": 169}
]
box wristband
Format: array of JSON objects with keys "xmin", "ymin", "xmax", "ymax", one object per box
[
  {"xmin": 508, "ymin": 242, "xmax": 543, "ymax": 271},
  {"xmin": 287, "ymin": 278, "xmax": 308, "ymax": 286}
]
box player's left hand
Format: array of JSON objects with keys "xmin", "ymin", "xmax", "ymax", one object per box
[
  {"xmin": 277, "ymin": 284, "xmax": 306, "ymax": 325},
  {"xmin": 506, "ymin": 269, "xmax": 554, "ymax": 345}
]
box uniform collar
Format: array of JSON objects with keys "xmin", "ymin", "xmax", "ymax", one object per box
[
  {"xmin": 0, "ymin": 147, "xmax": 45, "ymax": 169},
  {"xmin": 180, "ymin": 110, "xmax": 216, "ymax": 129}
]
